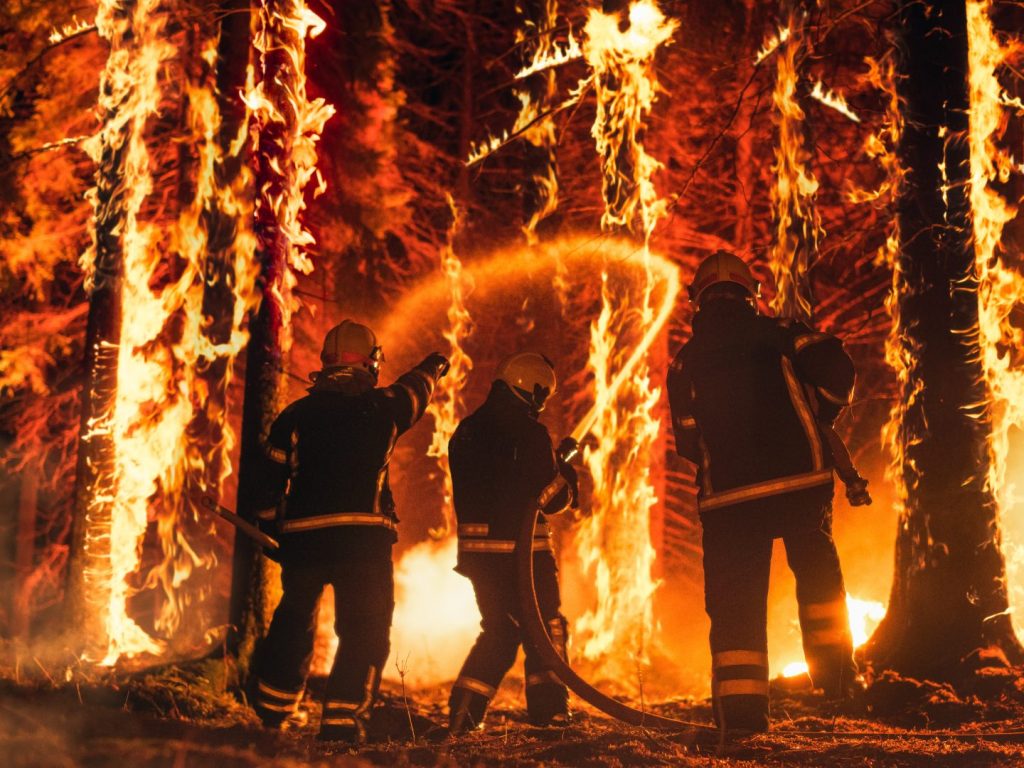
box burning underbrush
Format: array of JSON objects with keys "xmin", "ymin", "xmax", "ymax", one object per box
[{"xmin": 4, "ymin": 641, "xmax": 1024, "ymax": 767}]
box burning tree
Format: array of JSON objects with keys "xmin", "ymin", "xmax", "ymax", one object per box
[{"xmin": 864, "ymin": 0, "xmax": 1023, "ymax": 678}]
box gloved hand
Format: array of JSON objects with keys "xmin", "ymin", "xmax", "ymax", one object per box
[
  {"xmin": 556, "ymin": 437, "xmax": 579, "ymax": 464},
  {"xmin": 558, "ymin": 460, "xmax": 580, "ymax": 509},
  {"xmin": 421, "ymin": 352, "xmax": 451, "ymax": 379},
  {"xmin": 845, "ymin": 477, "xmax": 872, "ymax": 507}
]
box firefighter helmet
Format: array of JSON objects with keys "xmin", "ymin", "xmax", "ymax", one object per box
[
  {"xmin": 496, "ymin": 352, "xmax": 556, "ymax": 412},
  {"xmin": 320, "ymin": 320, "xmax": 384, "ymax": 380},
  {"xmin": 688, "ymin": 250, "xmax": 759, "ymax": 304}
]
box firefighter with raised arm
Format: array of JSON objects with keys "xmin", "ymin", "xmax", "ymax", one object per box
[
  {"xmin": 247, "ymin": 320, "xmax": 449, "ymax": 744},
  {"xmin": 667, "ymin": 251, "xmax": 867, "ymax": 736},
  {"xmin": 447, "ymin": 352, "xmax": 578, "ymax": 733}
]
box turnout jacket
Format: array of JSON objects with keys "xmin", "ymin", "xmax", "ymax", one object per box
[
  {"xmin": 667, "ymin": 300, "xmax": 855, "ymax": 513},
  {"xmin": 258, "ymin": 359, "xmax": 443, "ymax": 551},
  {"xmin": 450, "ymin": 383, "xmax": 575, "ymax": 572}
]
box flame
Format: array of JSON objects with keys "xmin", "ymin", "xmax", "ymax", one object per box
[
  {"xmin": 425, "ymin": 196, "xmax": 474, "ymax": 537},
  {"xmin": 77, "ymin": 0, "xmax": 178, "ymax": 664},
  {"xmin": 966, "ymin": 1, "xmax": 1024, "ymax": 613},
  {"xmin": 574, "ymin": 0, "xmax": 676, "ymax": 682},
  {"xmin": 768, "ymin": 10, "xmax": 821, "ymax": 321},
  {"xmin": 754, "ymin": 25, "xmax": 790, "ymax": 66},
  {"xmin": 782, "ymin": 596, "xmax": 887, "ymax": 677},
  {"xmin": 809, "ymin": 80, "xmax": 860, "ymax": 123},
  {"xmin": 245, "ymin": 0, "xmax": 335, "ymax": 340},
  {"xmin": 74, "ymin": 0, "xmax": 328, "ymax": 665},
  {"xmin": 514, "ymin": 23, "xmax": 581, "ymax": 81},
  {"xmin": 515, "ymin": 0, "xmax": 562, "ymax": 244},
  {"xmin": 48, "ymin": 15, "xmax": 94, "ymax": 44}
]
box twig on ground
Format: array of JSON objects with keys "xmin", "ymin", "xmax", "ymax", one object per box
[{"xmin": 395, "ymin": 653, "xmax": 416, "ymax": 742}]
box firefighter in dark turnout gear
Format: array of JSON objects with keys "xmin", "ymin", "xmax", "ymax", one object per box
[
  {"xmin": 447, "ymin": 353, "xmax": 578, "ymax": 733},
  {"xmin": 249, "ymin": 320, "xmax": 449, "ymax": 743},
  {"xmin": 667, "ymin": 251, "xmax": 861, "ymax": 735}
]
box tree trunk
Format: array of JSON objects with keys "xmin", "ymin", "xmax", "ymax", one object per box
[
  {"xmin": 228, "ymin": 0, "xmax": 304, "ymax": 672},
  {"xmin": 864, "ymin": 0, "xmax": 1022, "ymax": 678},
  {"xmin": 65, "ymin": 1, "xmax": 134, "ymax": 657}
]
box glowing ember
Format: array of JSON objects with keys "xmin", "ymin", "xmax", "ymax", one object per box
[{"xmin": 966, "ymin": 0, "xmax": 1024, "ymax": 614}]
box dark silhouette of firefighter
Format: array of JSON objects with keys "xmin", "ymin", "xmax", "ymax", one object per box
[
  {"xmin": 248, "ymin": 320, "xmax": 449, "ymax": 743},
  {"xmin": 667, "ymin": 251, "xmax": 866, "ymax": 735},
  {"xmin": 447, "ymin": 352, "xmax": 578, "ymax": 733}
]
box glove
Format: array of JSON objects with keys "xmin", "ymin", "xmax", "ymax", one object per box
[
  {"xmin": 421, "ymin": 352, "xmax": 451, "ymax": 379},
  {"xmin": 556, "ymin": 437, "xmax": 579, "ymax": 464},
  {"xmin": 845, "ymin": 477, "xmax": 872, "ymax": 507}
]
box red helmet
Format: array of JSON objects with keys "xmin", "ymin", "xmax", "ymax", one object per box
[{"xmin": 688, "ymin": 250, "xmax": 760, "ymax": 303}]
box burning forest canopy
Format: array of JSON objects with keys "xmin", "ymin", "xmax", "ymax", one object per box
[{"xmin": 3, "ymin": 0, "xmax": 1024, "ymax": 759}]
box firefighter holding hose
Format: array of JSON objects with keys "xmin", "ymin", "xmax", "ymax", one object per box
[
  {"xmin": 447, "ymin": 352, "xmax": 578, "ymax": 733},
  {"xmin": 667, "ymin": 251, "xmax": 867, "ymax": 735},
  {"xmin": 247, "ymin": 320, "xmax": 449, "ymax": 744}
]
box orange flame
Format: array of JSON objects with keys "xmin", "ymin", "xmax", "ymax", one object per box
[
  {"xmin": 574, "ymin": 0, "xmax": 676, "ymax": 683},
  {"xmin": 781, "ymin": 596, "xmax": 886, "ymax": 677},
  {"xmin": 425, "ymin": 196, "xmax": 474, "ymax": 537},
  {"xmin": 768, "ymin": 10, "xmax": 821, "ymax": 321},
  {"xmin": 966, "ymin": 0, "xmax": 1024, "ymax": 615}
]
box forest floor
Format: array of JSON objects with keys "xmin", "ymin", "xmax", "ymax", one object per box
[{"xmin": 3, "ymin": 650, "xmax": 1024, "ymax": 767}]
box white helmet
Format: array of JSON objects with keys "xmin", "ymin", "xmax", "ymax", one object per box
[{"xmin": 496, "ymin": 352, "xmax": 556, "ymax": 412}]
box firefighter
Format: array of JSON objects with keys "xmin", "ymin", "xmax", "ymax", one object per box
[
  {"xmin": 248, "ymin": 320, "xmax": 449, "ymax": 743},
  {"xmin": 667, "ymin": 251, "xmax": 862, "ymax": 735},
  {"xmin": 447, "ymin": 352, "xmax": 578, "ymax": 733}
]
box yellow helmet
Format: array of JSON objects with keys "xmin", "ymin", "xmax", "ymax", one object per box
[
  {"xmin": 496, "ymin": 352, "xmax": 556, "ymax": 411},
  {"xmin": 688, "ymin": 250, "xmax": 759, "ymax": 303},
  {"xmin": 320, "ymin": 320, "xmax": 384, "ymax": 379}
]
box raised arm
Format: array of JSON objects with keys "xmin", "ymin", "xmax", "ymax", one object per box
[{"xmin": 380, "ymin": 353, "xmax": 450, "ymax": 434}]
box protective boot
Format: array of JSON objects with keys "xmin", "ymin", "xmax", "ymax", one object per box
[{"xmin": 448, "ymin": 686, "xmax": 489, "ymax": 735}]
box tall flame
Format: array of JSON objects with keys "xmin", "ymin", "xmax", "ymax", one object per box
[
  {"xmin": 966, "ymin": 0, "xmax": 1024, "ymax": 613},
  {"xmin": 768, "ymin": 10, "xmax": 821, "ymax": 321},
  {"xmin": 425, "ymin": 196, "xmax": 474, "ymax": 536},
  {"xmin": 574, "ymin": 0, "xmax": 677, "ymax": 682},
  {"xmin": 78, "ymin": 0, "xmax": 177, "ymax": 664}
]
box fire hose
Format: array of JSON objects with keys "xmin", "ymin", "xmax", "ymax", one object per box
[
  {"xmin": 515, "ymin": 471, "xmax": 713, "ymax": 734},
  {"xmin": 516, "ymin": 508, "xmax": 1024, "ymax": 744}
]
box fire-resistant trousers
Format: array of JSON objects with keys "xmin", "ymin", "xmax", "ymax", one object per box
[
  {"xmin": 250, "ymin": 542, "xmax": 394, "ymax": 742},
  {"xmin": 449, "ymin": 553, "xmax": 569, "ymax": 729},
  {"xmin": 701, "ymin": 493, "xmax": 856, "ymax": 732}
]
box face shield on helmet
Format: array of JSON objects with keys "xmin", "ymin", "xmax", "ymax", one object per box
[
  {"xmin": 496, "ymin": 352, "xmax": 557, "ymax": 413},
  {"xmin": 688, "ymin": 250, "xmax": 760, "ymax": 307},
  {"xmin": 319, "ymin": 320, "xmax": 384, "ymax": 383}
]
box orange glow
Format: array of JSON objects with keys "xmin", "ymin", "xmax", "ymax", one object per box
[
  {"xmin": 781, "ymin": 596, "xmax": 886, "ymax": 678},
  {"xmin": 768, "ymin": 10, "xmax": 821, "ymax": 321},
  {"xmin": 425, "ymin": 196, "xmax": 474, "ymax": 538},
  {"xmin": 78, "ymin": 0, "xmax": 177, "ymax": 664},
  {"xmin": 573, "ymin": 0, "xmax": 676, "ymax": 684},
  {"xmin": 966, "ymin": 0, "xmax": 1024, "ymax": 616}
]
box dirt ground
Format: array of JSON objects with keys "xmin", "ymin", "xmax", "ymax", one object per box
[{"xmin": 3, "ymin": 654, "xmax": 1024, "ymax": 768}]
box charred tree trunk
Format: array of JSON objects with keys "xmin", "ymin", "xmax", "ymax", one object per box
[
  {"xmin": 65, "ymin": 2, "xmax": 134, "ymax": 656},
  {"xmin": 229, "ymin": 0, "xmax": 298, "ymax": 670},
  {"xmin": 864, "ymin": 0, "xmax": 1022, "ymax": 679}
]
